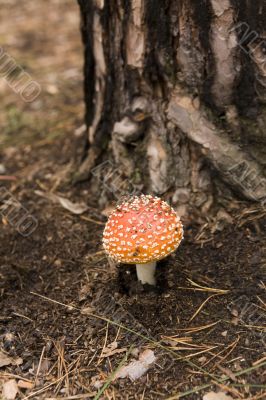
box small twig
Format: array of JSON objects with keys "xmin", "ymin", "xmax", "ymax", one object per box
[
  {"xmin": 248, "ymin": 392, "xmax": 266, "ymax": 400},
  {"xmin": 186, "ymin": 278, "xmax": 229, "ymax": 294},
  {"xmin": 189, "ymin": 294, "xmax": 219, "ymax": 323},
  {"xmin": 30, "ymin": 291, "xmax": 78, "ymax": 310},
  {"xmin": 0, "ymin": 372, "xmax": 32, "ymax": 383},
  {"xmin": 34, "ymin": 346, "xmax": 45, "ymax": 386},
  {"xmin": 80, "ymin": 215, "xmax": 105, "ymax": 225},
  {"xmin": 45, "ymin": 395, "xmax": 96, "ymax": 400},
  {"xmin": 170, "ymin": 321, "xmax": 220, "ymax": 335},
  {"xmin": 0, "ymin": 175, "xmax": 17, "ymax": 181},
  {"xmin": 257, "ymin": 296, "xmax": 266, "ymax": 310},
  {"xmin": 12, "ymin": 312, "xmax": 34, "ymax": 322},
  {"xmin": 211, "ymin": 380, "xmax": 245, "ymax": 399},
  {"xmin": 97, "ymin": 322, "xmax": 109, "ymax": 365},
  {"xmin": 211, "ymin": 336, "xmax": 240, "ymax": 371},
  {"xmin": 23, "ymin": 357, "xmax": 80, "ymax": 400},
  {"xmin": 216, "ymin": 365, "xmax": 237, "ymax": 381},
  {"xmin": 166, "ymin": 361, "xmax": 266, "ymax": 399},
  {"xmin": 253, "ymin": 355, "xmax": 266, "ymax": 366},
  {"xmin": 54, "ymin": 341, "xmax": 70, "ymax": 396},
  {"xmin": 184, "ymin": 346, "xmax": 218, "ymax": 359}
]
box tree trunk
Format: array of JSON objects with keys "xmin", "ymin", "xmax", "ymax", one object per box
[{"xmin": 77, "ymin": 0, "xmax": 266, "ymax": 216}]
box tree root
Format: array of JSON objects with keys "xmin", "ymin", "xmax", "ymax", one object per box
[{"xmin": 168, "ymin": 86, "xmax": 266, "ymax": 203}]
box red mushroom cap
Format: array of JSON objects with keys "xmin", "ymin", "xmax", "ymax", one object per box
[{"xmin": 103, "ymin": 194, "xmax": 183, "ymax": 264}]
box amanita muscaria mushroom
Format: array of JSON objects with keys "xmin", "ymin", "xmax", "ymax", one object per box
[{"xmin": 103, "ymin": 194, "xmax": 183, "ymax": 285}]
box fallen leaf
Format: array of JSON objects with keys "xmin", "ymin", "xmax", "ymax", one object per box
[
  {"xmin": 103, "ymin": 341, "xmax": 118, "ymax": 352},
  {"xmin": 35, "ymin": 190, "xmax": 88, "ymax": 214},
  {"xmin": 2, "ymin": 379, "xmax": 18, "ymax": 400},
  {"xmin": 115, "ymin": 349, "xmax": 156, "ymax": 381},
  {"xmin": 101, "ymin": 342, "xmax": 127, "ymax": 358},
  {"xmin": 0, "ymin": 351, "xmax": 22, "ymax": 369},
  {"xmin": 0, "ymin": 352, "xmax": 12, "ymax": 368},
  {"xmin": 203, "ymin": 391, "xmax": 233, "ymax": 400},
  {"xmin": 231, "ymin": 308, "xmax": 239, "ymax": 317},
  {"xmin": 91, "ymin": 375, "xmax": 104, "ymax": 389},
  {"xmin": 12, "ymin": 357, "xmax": 23, "ymax": 367},
  {"xmin": 2, "ymin": 217, "xmax": 8, "ymax": 226},
  {"xmin": 78, "ymin": 284, "xmax": 92, "ymax": 302},
  {"xmin": 102, "ymin": 348, "xmax": 127, "ymax": 358},
  {"xmin": 101, "ymin": 205, "xmax": 115, "ymax": 217},
  {"xmin": 198, "ymin": 356, "xmax": 207, "ymax": 364},
  {"xmin": 57, "ymin": 197, "xmax": 88, "ymax": 214},
  {"xmin": 17, "ymin": 380, "xmax": 34, "ymax": 390},
  {"xmin": 231, "ymin": 317, "xmax": 239, "ymax": 325},
  {"xmin": 35, "ymin": 359, "xmax": 50, "ymax": 375},
  {"xmin": 81, "ymin": 306, "xmax": 94, "ymax": 315},
  {"xmin": 0, "ymin": 164, "xmax": 6, "ymax": 174},
  {"xmin": 216, "ymin": 365, "xmax": 237, "ymax": 381},
  {"xmin": 0, "ymin": 175, "xmax": 16, "ymax": 181}
]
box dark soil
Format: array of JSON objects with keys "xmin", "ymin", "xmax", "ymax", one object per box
[
  {"xmin": 0, "ymin": 176, "xmax": 265, "ymax": 399},
  {"xmin": 0, "ymin": 1, "xmax": 265, "ymax": 399}
]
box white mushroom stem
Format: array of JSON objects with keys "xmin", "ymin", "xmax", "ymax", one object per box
[{"xmin": 136, "ymin": 262, "xmax": 157, "ymax": 285}]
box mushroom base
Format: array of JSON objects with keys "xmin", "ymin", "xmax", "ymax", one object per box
[{"xmin": 136, "ymin": 262, "xmax": 157, "ymax": 285}]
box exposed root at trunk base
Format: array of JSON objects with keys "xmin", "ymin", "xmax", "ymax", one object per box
[{"xmin": 168, "ymin": 86, "xmax": 266, "ymax": 203}]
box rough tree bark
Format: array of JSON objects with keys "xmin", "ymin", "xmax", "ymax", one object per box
[{"xmin": 77, "ymin": 0, "xmax": 266, "ymax": 216}]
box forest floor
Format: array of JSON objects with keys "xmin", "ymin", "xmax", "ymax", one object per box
[{"xmin": 0, "ymin": 1, "xmax": 266, "ymax": 400}]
